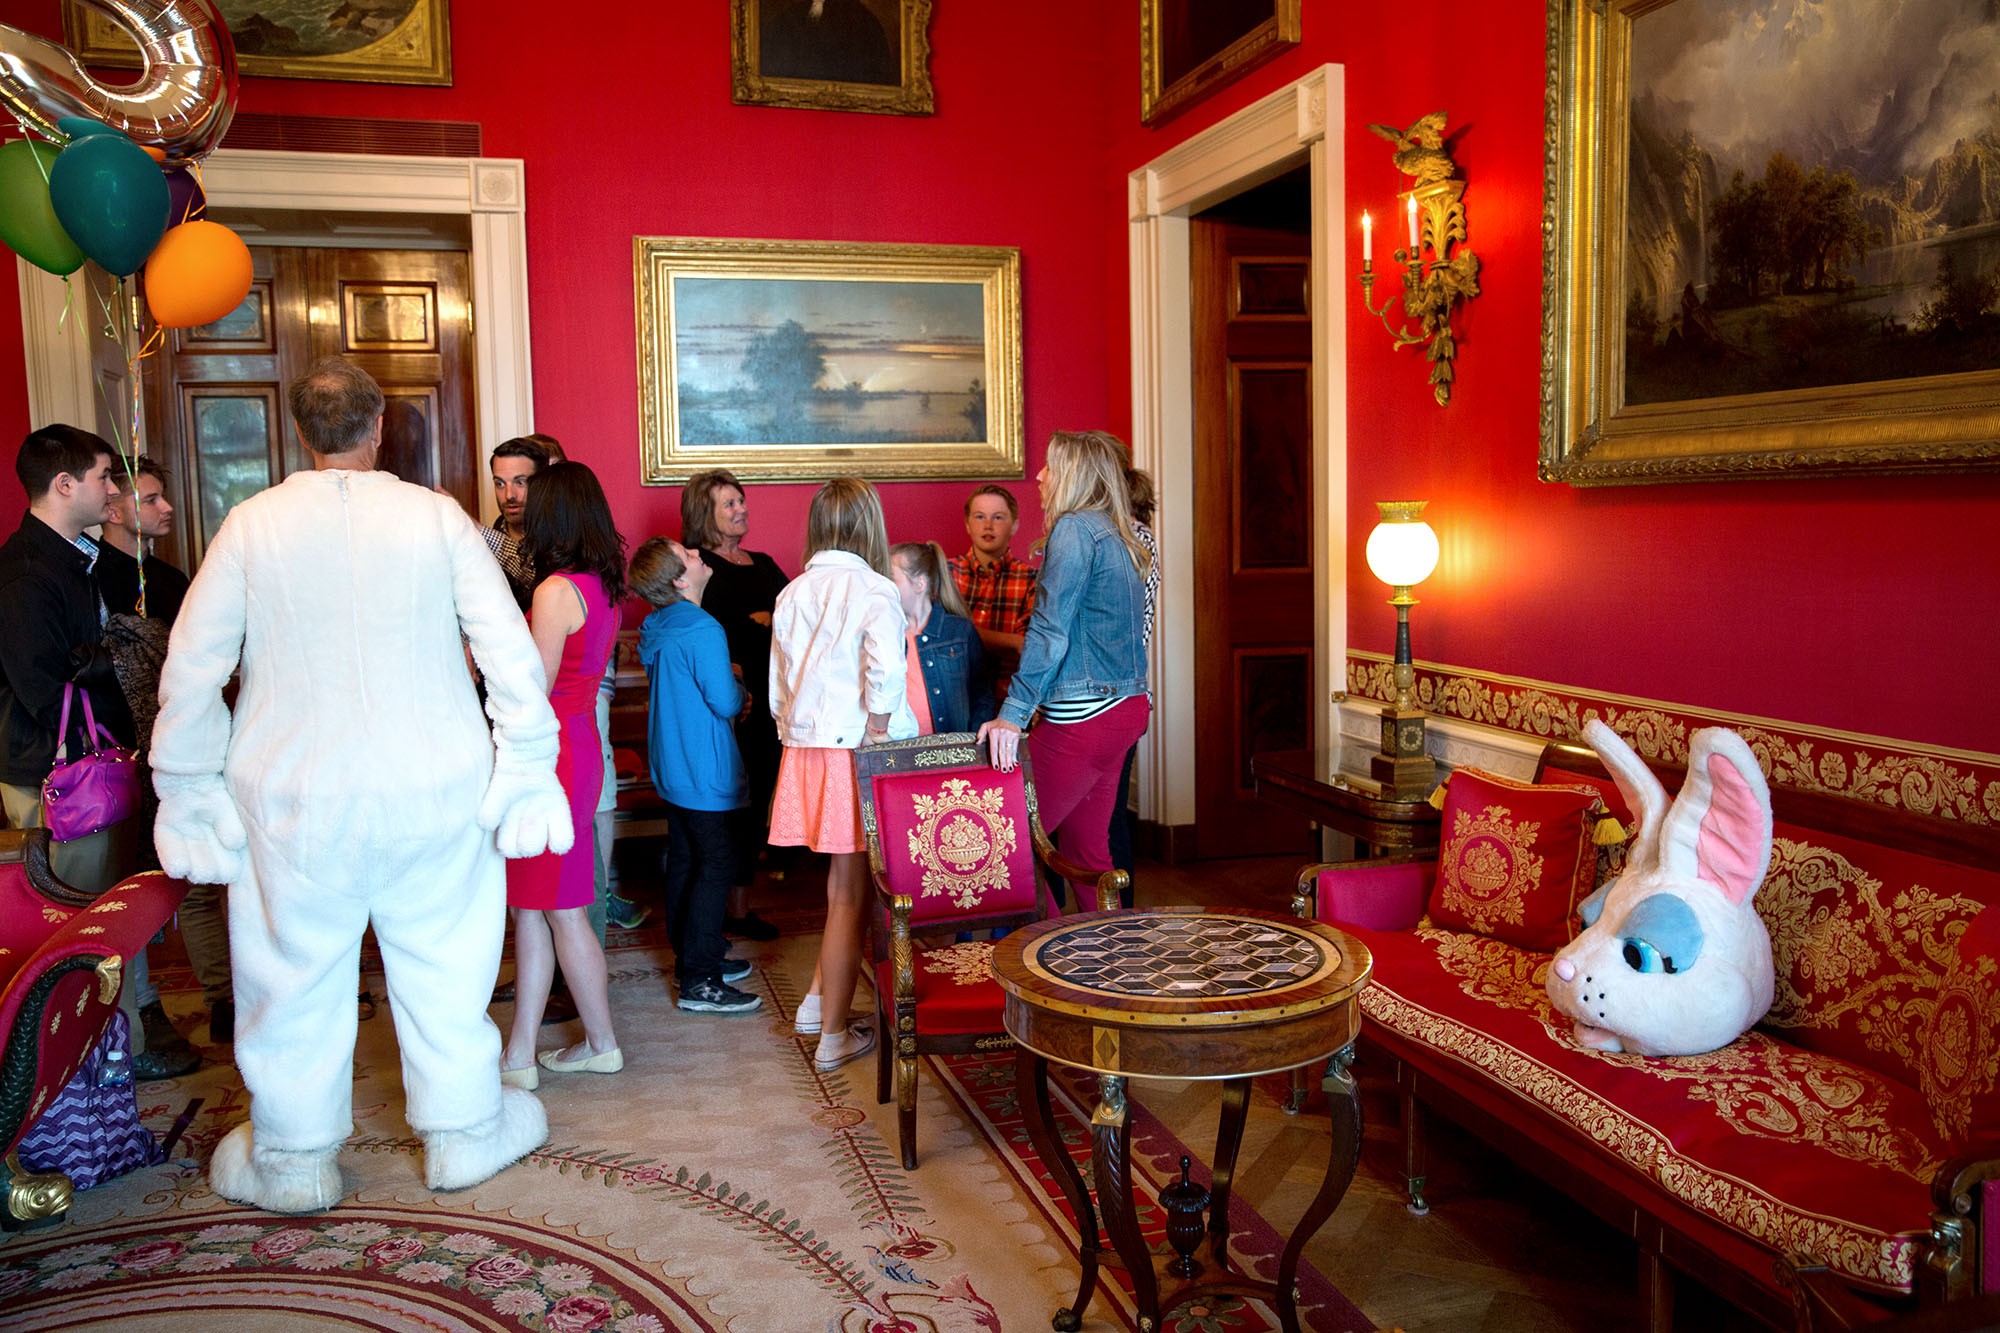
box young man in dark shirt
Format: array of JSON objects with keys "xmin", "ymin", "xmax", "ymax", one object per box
[
  {"xmin": 0, "ymin": 425, "xmax": 199, "ymax": 1075},
  {"xmin": 97, "ymin": 456, "xmax": 190, "ymax": 624}
]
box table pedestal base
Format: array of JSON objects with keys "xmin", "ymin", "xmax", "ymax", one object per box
[{"xmin": 1017, "ymin": 1045, "xmax": 1362, "ymax": 1333}]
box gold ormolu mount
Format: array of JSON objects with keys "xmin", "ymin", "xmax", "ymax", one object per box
[{"xmin": 1359, "ymin": 111, "xmax": 1481, "ymax": 406}]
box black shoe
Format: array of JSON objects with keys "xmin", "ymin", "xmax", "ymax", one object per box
[
  {"xmin": 721, "ymin": 955, "xmax": 753, "ymax": 983},
  {"xmin": 133, "ymin": 1003, "xmax": 202, "ymax": 1080},
  {"xmin": 722, "ymin": 911, "xmax": 780, "ymax": 941},
  {"xmin": 677, "ymin": 978, "xmax": 763, "ymax": 1014},
  {"xmin": 492, "ymin": 979, "xmax": 517, "ymax": 1003},
  {"xmin": 209, "ymin": 998, "xmax": 234, "ymax": 1044},
  {"xmin": 541, "ymin": 990, "xmax": 579, "ymax": 1024},
  {"xmin": 140, "ymin": 1000, "xmax": 202, "ymax": 1066}
]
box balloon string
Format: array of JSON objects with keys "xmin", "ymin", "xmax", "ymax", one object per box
[{"xmin": 57, "ymin": 276, "xmax": 74, "ymax": 333}]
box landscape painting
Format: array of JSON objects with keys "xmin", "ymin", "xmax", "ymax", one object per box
[
  {"xmin": 1622, "ymin": 0, "xmax": 1999, "ymax": 406},
  {"xmin": 635, "ymin": 238, "xmax": 1022, "ymax": 484},
  {"xmin": 1540, "ymin": 0, "xmax": 2000, "ymax": 485},
  {"xmin": 65, "ymin": 0, "xmax": 453, "ymax": 86}
]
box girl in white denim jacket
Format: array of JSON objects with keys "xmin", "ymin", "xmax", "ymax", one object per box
[{"xmin": 767, "ymin": 478, "xmax": 911, "ymax": 1072}]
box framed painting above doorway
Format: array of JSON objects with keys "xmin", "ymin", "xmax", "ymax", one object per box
[
  {"xmin": 730, "ymin": 0, "xmax": 936, "ymax": 116},
  {"xmin": 62, "ymin": 0, "xmax": 453, "ymax": 86},
  {"xmin": 1542, "ymin": 0, "xmax": 2000, "ymax": 485},
  {"xmin": 634, "ymin": 236, "xmax": 1022, "ymax": 485},
  {"xmin": 1141, "ymin": 0, "xmax": 1302, "ymax": 126}
]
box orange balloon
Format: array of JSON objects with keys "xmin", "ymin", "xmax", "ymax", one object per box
[
  {"xmin": 143, "ymin": 220, "xmax": 252, "ymax": 329},
  {"xmin": 140, "ymin": 145, "xmax": 168, "ymax": 163}
]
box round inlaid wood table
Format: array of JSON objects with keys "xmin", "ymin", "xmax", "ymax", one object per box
[{"xmin": 992, "ymin": 906, "xmax": 1373, "ymax": 1333}]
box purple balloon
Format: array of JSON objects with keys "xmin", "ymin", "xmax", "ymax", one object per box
[{"xmin": 165, "ymin": 166, "xmax": 206, "ymax": 227}]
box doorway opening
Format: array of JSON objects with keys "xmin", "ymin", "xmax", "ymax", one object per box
[
  {"xmin": 1189, "ymin": 168, "xmax": 1314, "ymax": 859},
  {"xmin": 144, "ymin": 209, "xmax": 478, "ymax": 574},
  {"xmin": 1126, "ymin": 64, "xmax": 1348, "ymax": 865}
]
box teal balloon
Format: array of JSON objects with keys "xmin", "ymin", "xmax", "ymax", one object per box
[
  {"xmin": 0, "ymin": 140, "xmax": 86, "ymax": 276},
  {"xmin": 57, "ymin": 116, "xmax": 121, "ymax": 141},
  {"xmin": 49, "ymin": 133, "xmax": 168, "ymax": 277}
]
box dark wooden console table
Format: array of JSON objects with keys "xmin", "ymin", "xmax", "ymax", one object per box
[
  {"xmin": 1251, "ymin": 742, "xmax": 1443, "ymax": 857},
  {"xmin": 993, "ymin": 908, "xmax": 1373, "ymax": 1333}
]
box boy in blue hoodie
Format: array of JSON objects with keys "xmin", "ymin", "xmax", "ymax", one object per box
[{"xmin": 630, "ymin": 538, "xmax": 763, "ymax": 1014}]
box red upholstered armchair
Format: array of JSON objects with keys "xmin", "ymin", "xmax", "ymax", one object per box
[
  {"xmin": 1, "ymin": 829, "xmax": 188, "ymax": 1230},
  {"xmin": 858, "ymin": 733, "xmax": 1122, "ymax": 1169}
]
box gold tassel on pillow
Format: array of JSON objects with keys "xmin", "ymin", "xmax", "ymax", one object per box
[{"xmin": 1592, "ymin": 813, "xmax": 1627, "ymax": 846}]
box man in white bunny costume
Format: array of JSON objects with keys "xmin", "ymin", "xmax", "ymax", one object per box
[{"xmin": 150, "ymin": 357, "xmax": 572, "ymax": 1212}]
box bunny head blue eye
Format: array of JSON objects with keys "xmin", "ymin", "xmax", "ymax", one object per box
[
  {"xmin": 1623, "ymin": 938, "xmax": 1673, "ymax": 973},
  {"xmin": 1618, "ymin": 894, "xmax": 1703, "ymax": 976}
]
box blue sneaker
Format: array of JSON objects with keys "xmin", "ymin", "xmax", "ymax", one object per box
[
  {"xmin": 722, "ymin": 955, "xmax": 753, "ymax": 983},
  {"xmin": 607, "ymin": 896, "xmax": 649, "ymax": 930}
]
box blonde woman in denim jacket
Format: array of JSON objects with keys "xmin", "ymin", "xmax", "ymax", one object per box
[{"xmin": 978, "ymin": 431, "xmax": 1151, "ymax": 887}]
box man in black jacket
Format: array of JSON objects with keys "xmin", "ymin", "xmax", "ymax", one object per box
[{"xmin": 0, "ymin": 424, "xmax": 198, "ymax": 1078}]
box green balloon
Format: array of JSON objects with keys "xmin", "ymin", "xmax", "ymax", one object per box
[{"xmin": 0, "ymin": 140, "xmax": 86, "ymax": 276}]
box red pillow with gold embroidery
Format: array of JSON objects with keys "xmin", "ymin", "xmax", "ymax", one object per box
[{"xmin": 1426, "ymin": 768, "xmax": 1605, "ymax": 952}]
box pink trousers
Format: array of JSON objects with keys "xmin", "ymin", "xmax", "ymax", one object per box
[{"xmin": 1026, "ymin": 695, "xmax": 1151, "ymax": 888}]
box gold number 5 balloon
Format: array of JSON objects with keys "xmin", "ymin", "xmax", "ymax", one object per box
[{"xmin": 1, "ymin": 0, "xmax": 237, "ymax": 164}]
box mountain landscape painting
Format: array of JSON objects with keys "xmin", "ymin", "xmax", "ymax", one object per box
[{"xmin": 1622, "ymin": 0, "xmax": 2000, "ymax": 406}]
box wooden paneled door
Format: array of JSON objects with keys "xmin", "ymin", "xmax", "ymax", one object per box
[
  {"xmin": 143, "ymin": 246, "xmax": 478, "ymax": 572},
  {"xmin": 1190, "ymin": 215, "xmax": 1314, "ymax": 858}
]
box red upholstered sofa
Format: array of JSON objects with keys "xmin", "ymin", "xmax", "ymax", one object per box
[
  {"xmin": 1296, "ymin": 740, "xmax": 1999, "ymax": 1330},
  {"xmin": 1, "ymin": 828, "xmax": 189, "ymax": 1229}
]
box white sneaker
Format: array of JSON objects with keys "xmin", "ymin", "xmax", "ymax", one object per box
[{"xmin": 813, "ymin": 1023, "xmax": 876, "ymax": 1073}]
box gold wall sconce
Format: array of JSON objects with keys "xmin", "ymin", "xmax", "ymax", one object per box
[{"xmin": 1358, "ymin": 111, "xmax": 1481, "ymax": 406}]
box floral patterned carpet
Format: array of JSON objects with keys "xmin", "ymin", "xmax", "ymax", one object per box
[{"xmin": 0, "ymin": 928, "xmax": 1370, "ymax": 1332}]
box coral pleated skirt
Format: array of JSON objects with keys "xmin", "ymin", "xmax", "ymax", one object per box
[{"xmin": 768, "ymin": 745, "xmax": 864, "ymax": 855}]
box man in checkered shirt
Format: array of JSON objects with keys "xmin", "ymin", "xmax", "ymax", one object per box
[{"xmin": 947, "ymin": 484, "xmax": 1037, "ymax": 689}]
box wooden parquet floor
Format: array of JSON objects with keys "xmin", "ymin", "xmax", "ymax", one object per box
[{"xmin": 1114, "ymin": 853, "xmax": 1769, "ymax": 1333}]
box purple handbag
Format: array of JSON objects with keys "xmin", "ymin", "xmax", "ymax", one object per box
[{"xmin": 41, "ymin": 683, "xmax": 143, "ymax": 842}]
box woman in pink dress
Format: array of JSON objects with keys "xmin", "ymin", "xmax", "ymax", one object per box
[{"xmin": 500, "ymin": 462, "xmax": 624, "ymax": 1086}]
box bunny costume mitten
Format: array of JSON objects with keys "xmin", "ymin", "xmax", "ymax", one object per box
[
  {"xmin": 1546, "ymin": 720, "xmax": 1776, "ymax": 1057},
  {"xmin": 153, "ymin": 469, "xmax": 568, "ymax": 1212}
]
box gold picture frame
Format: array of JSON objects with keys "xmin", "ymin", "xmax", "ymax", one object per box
[
  {"xmin": 1541, "ymin": 0, "xmax": 2000, "ymax": 485},
  {"xmin": 635, "ymin": 237, "xmax": 1022, "ymax": 485},
  {"xmin": 1141, "ymin": 0, "xmax": 1301, "ymax": 127},
  {"xmin": 62, "ymin": 0, "xmax": 451, "ymax": 86},
  {"xmin": 730, "ymin": 0, "xmax": 935, "ymax": 117}
]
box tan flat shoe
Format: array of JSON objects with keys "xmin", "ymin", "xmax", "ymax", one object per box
[
  {"xmin": 537, "ymin": 1045, "xmax": 623, "ymax": 1075},
  {"xmin": 499, "ymin": 1063, "xmax": 539, "ymax": 1091}
]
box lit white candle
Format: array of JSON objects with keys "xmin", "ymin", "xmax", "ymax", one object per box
[
  {"xmin": 1362, "ymin": 211, "xmax": 1372, "ymax": 265},
  {"xmin": 1407, "ymin": 195, "xmax": 1419, "ymax": 253}
]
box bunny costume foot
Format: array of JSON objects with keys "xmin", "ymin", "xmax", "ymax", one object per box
[
  {"xmin": 423, "ymin": 1088, "xmax": 548, "ymax": 1192},
  {"xmin": 153, "ymin": 462, "xmax": 571, "ymax": 1206},
  {"xmin": 208, "ymin": 1123, "xmax": 343, "ymax": 1214},
  {"xmin": 1546, "ymin": 720, "xmax": 1776, "ymax": 1058}
]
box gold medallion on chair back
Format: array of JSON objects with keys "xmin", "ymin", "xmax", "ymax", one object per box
[{"xmin": 874, "ymin": 770, "xmax": 1037, "ymax": 927}]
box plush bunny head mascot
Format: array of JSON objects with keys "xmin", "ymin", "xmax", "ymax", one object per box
[{"xmin": 1546, "ymin": 721, "xmax": 1776, "ymax": 1057}]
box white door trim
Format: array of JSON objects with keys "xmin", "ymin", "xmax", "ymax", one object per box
[
  {"xmin": 16, "ymin": 149, "xmax": 534, "ymax": 526},
  {"xmin": 1129, "ymin": 64, "xmax": 1349, "ymax": 842}
]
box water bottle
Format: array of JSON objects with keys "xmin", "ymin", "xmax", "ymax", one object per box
[{"xmin": 97, "ymin": 1046, "xmax": 133, "ymax": 1089}]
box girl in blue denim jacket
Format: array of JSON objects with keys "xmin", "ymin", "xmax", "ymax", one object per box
[
  {"xmin": 977, "ymin": 431, "xmax": 1152, "ymax": 889},
  {"xmin": 890, "ymin": 541, "xmax": 996, "ymax": 736}
]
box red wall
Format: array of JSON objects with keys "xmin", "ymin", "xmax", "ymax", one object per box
[
  {"xmin": 1095, "ymin": 9, "xmax": 2000, "ymax": 754},
  {"xmin": 0, "ymin": 1, "xmax": 1120, "ymax": 566},
  {"xmin": 5, "ymin": 4, "xmax": 1997, "ymax": 752}
]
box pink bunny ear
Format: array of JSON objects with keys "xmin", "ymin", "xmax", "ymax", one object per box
[{"xmin": 1658, "ymin": 728, "xmax": 1773, "ymax": 907}]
